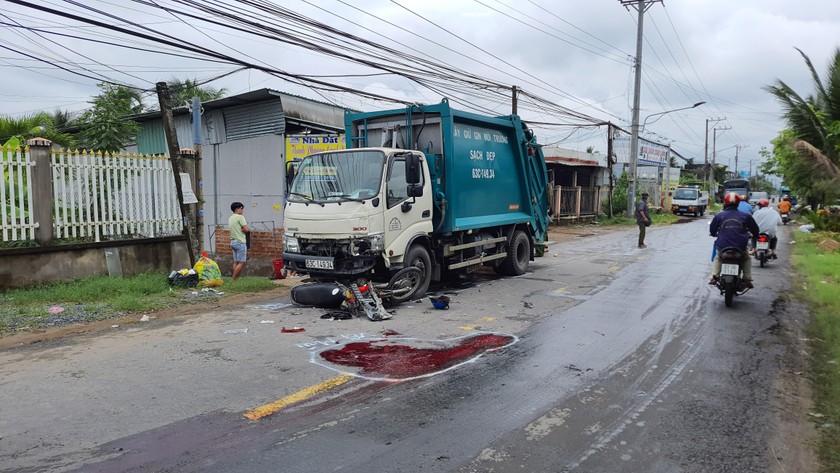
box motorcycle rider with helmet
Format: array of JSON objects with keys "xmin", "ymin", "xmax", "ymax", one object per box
[
  {"xmin": 751, "ymin": 198, "xmax": 783, "ymax": 259},
  {"xmin": 709, "ymin": 192, "xmax": 760, "ymax": 288},
  {"xmin": 778, "ymin": 195, "xmax": 792, "ymax": 214}
]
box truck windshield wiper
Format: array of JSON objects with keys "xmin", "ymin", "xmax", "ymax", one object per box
[
  {"xmin": 331, "ymin": 193, "xmax": 367, "ymax": 203},
  {"xmin": 289, "ymin": 192, "xmax": 324, "ymax": 206}
]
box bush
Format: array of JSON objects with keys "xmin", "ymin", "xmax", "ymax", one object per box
[{"xmin": 801, "ymin": 208, "xmax": 840, "ymax": 232}]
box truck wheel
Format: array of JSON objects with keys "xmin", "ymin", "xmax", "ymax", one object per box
[
  {"xmin": 403, "ymin": 245, "xmax": 432, "ymax": 300},
  {"xmin": 497, "ymin": 230, "xmax": 530, "ymax": 276}
]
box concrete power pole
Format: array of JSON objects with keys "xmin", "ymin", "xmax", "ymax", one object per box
[{"xmin": 620, "ymin": 0, "xmax": 662, "ymax": 217}]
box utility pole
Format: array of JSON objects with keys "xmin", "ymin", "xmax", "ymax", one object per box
[
  {"xmin": 156, "ymin": 81, "xmax": 196, "ymax": 266},
  {"xmin": 511, "ymin": 85, "xmax": 518, "ymax": 115},
  {"xmin": 734, "ymin": 144, "xmax": 748, "ymax": 178},
  {"xmin": 710, "ymin": 125, "xmax": 731, "ymax": 195},
  {"xmin": 620, "ymin": 0, "xmax": 662, "ymax": 217},
  {"xmin": 704, "ymin": 117, "xmax": 724, "ymax": 194}
]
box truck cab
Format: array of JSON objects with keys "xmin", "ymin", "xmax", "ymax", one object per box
[{"xmin": 670, "ymin": 186, "xmax": 708, "ymax": 217}]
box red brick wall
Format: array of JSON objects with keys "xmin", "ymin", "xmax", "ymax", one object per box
[{"xmin": 215, "ymin": 227, "xmax": 283, "ymax": 261}]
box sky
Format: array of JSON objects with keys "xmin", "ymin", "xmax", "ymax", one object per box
[{"xmin": 2, "ymin": 0, "xmax": 839, "ymax": 176}]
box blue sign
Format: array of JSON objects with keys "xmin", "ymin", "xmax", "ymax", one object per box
[{"xmin": 738, "ymin": 170, "xmax": 750, "ymax": 178}]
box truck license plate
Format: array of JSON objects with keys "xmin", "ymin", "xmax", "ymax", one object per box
[
  {"xmin": 756, "ymin": 242, "xmax": 769, "ymax": 250},
  {"xmin": 305, "ymin": 259, "xmax": 334, "ymax": 270},
  {"xmin": 721, "ymin": 264, "xmax": 739, "ymax": 276}
]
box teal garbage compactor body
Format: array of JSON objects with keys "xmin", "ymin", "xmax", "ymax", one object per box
[{"xmin": 345, "ymin": 99, "xmax": 549, "ymax": 240}]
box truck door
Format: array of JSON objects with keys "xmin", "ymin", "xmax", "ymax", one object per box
[{"xmin": 383, "ymin": 154, "xmax": 430, "ymax": 257}]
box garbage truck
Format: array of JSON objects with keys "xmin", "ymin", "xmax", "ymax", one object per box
[{"xmin": 282, "ymin": 99, "xmax": 550, "ymax": 303}]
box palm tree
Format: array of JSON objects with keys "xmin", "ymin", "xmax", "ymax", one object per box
[
  {"xmin": 764, "ymin": 47, "xmax": 840, "ymax": 205},
  {"xmin": 167, "ymin": 78, "xmax": 227, "ymax": 107},
  {"xmin": 0, "ymin": 113, "xmax": 76, "ymax": 149}
]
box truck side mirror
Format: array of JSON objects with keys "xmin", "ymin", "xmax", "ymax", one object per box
[
  {"xmin": 405, "ymin": 154, "xmax": 421, "ymax": 184},
  {"xmin": 407, "ymin": 184, "xmax": 423, "ymax": 198}
]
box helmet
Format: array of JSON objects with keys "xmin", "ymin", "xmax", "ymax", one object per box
[
  {"xmin": 782, "ymin": 195, "xmax": 790, "ymax": 201},
  {"xmin": 723, "ymin": 192, "xmax": 741, "ymax": 207},
  {"xmin": 757, "ymin": 198, "xmax": 770, "ymax": 208}
]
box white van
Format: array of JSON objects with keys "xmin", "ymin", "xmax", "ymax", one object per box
[{"xmin": 748, "ymin": 191, "xmax": 769, "ymax": 209}]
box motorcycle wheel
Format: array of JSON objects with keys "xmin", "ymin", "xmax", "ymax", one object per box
[
  {"xmin": 724, "ymin": 284, "xmax": 735, "ymax": 307},
  {"xmin": 759, "ymin": 253, "xmax": 767, "ymax": 267}
]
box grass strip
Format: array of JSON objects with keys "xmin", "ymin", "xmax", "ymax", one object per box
[
  {"xmin": 791, "ymin": 231, "xmax": 840, "ymax": 471},
  {"xmin": 0, "ymin": 272, "xmax": 277, "ymax": 333}
]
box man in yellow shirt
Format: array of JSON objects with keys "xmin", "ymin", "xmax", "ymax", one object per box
[{"xmin": 228, "ymin": 202, "xmax": 250, "ymax": 281}]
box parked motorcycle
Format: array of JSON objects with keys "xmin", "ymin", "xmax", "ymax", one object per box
[
  {"xmin": 781, "ymin": 212, "xmax": 790, "ymax": 225},
  {"xmin": 716, "ymin": 247, "xmax": 751, "ymax": 307},
  {"xmin": 754, "ymin": 233, "xmax": 772, "ymax": 267}
]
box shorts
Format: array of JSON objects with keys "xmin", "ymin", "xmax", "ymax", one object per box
[{"xmin": 231, "ymin": 239, "xmax": 247, "ymax": 262}]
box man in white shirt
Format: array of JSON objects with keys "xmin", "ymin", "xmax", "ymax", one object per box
[{"xmin": 751, "ymin": 198, "xmax": 783, "ymax": 258}]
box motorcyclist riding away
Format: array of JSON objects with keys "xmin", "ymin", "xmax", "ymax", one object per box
[
  {"xmin": 751, "ymin": 198, "xmax": 782, "ymax": 259},
  {"xmin": 709, "ymin": 192, "xmax": 760, "ymax": 288},
  {"xmin": 778, "ymin": 195, "xmax": 792, "ymax": 214}
]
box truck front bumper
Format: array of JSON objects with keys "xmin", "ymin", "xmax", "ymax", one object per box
[{"xmin": 282, "ymin": 252, "xmax": 376, "ymax": 277}]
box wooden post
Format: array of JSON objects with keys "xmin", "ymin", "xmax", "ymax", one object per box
[
  {"xmin": 27, "ymin": 138, "xmax": 54, "ymax": 245},
  {"xmin": 156, "ymin": 81, "xmax": 196, "ymax": 266}
]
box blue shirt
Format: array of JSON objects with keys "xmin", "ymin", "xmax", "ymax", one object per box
[
  {"xmin": 710, "ymin": 207, "xmax": 760, "ymax": 250},
  {"xmin": 737, "ymin": 200, "xmax": 752, "ymax": 214}
]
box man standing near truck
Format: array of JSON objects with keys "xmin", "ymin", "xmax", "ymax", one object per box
[
  {"xmin": 229, "ymin": 202, "xmax": 250, "ymax": 281},
  {"xmin": 636, "ymin": 193, "xmax": 651, "ymax": 248}
]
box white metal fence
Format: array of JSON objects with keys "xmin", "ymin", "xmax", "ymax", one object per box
[
  {"xmin": 1, "ymin": 146, "xmax": 183, "ymax": 244},
  {"xmin": 1, "ymin": 146, "xmax": 36, "ymax": 242}
]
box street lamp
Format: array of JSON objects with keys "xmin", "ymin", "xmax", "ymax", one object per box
[{"xmin": 627, "ymin": 101, "xmax": 706, "ymax": 216}]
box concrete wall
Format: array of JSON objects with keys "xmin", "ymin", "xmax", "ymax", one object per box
[{"xmin": 0, "ymin": 237, "xmax": 190, "ymax": 290}]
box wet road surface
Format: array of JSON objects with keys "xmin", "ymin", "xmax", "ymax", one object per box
[{"xmin": 0, "ymin": 218, "xmax": 795, "ymax": 472}]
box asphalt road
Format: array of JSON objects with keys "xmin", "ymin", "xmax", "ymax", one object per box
[{"xmin": 0, "ymin": 218, "xmax": 800, "ymax": 472}]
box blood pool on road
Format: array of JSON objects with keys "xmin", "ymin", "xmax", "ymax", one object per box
[{"xmin": 317, "ymin": 333, "xmax": 517, "ymax": 380}]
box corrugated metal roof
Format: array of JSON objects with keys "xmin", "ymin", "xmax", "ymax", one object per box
[
  {"xmin": 223, "ymin": 100, "xmax": 285, "ymax": 141},
  {"xmin": 543, "ymin": 146, "xmax": 606, "ymax": 167}
]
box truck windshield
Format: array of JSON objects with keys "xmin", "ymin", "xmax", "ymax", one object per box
[
  {"xmin": 673, "ymin": 189, "xmax": 698, "ymax": 200},
  {"xmin": 289, "ymin": 150, "xmax": 385, "ymax": 203}
]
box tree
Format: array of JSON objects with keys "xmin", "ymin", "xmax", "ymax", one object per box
[
  {"xmin": 78, "ymin": 83, "xmax": 145, "ymax": 153},
  {"xmin": 0, "ymin": 113, "xmax": 76, "ymax": 149},
  {"xmin": 764, "ymin": 47, "xmax": 840, "ymax": 207},
  {"xmin": 167, "ymin": 78, "xmax": 227, "ymax": 107}
]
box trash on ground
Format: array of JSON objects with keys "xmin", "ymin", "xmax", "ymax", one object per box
[
  {"xmin": 111, "ymin": 325, "xmax": 120, "ymax": 328},
  {"xmin": 260, "ymin": 320, "xmax": 275, "ymax": 324},
  {"xmin": 168, "ymin": 268, "xmax": 199, "ymax": 287},
  {"xmin": 523, "ymin": 302, "xmax": 534, "ymax": 309},
  {"xmin": 140, "ymin": 314, "xmax": 150, "ymax": 322},
  {"xmin": 281, "ymin": 326, "xmax": 305, "ymax": 333},
  {"xmin": 430, "ymin": 295, "xmax": 450, "ymax": 310},
  {"xmin": 320, "ymin": 311, "xmax": 353, "ymax": 320},
  {"xmin": 224, "ymin": 328, "xmax": 248, "ymax": 334},
  {"xmin": 194, "ymin": 252, "xmax": 223, "ymax": 287},
  {"xmin": 201, "ymin": 288, "xmax": 224, "ymax": 295},
  {"xmin": 799, "ymin": 224, "xmax": 815, "ymax": 233},
  {"xmin": 381, "ymin": 329, "xmax": 401, "ymax": 336},
  {"xmin": 48, "ymin": 306, "xmax": 65, "ymax": 315}
]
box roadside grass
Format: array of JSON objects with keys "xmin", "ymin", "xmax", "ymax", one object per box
[
  {"xmin": 0, "ymin": 272, "xmax": 278, "ymax": 334},
  {"xmin": 595, "ymin": 212, "xmax": 679, "ymax": 226},
  {"xmin": 791, "ymin": 231, "xmax": 840, "ymax": 469}
]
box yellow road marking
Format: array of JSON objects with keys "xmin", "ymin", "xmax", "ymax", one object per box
[
  {"xmin": 458, "ymin": 325, "xmax": 478, "ymax": 331},
  {"xmin": 482, "ymin": 317, "xmax": 496, "ymax": 322},
  {"xmin": 243, "ymin": 374, "xmax": 353, "ymax": 420}
]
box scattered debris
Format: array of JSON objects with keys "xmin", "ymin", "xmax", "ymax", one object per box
[
  {"xmin": 817, "ymin": 238, "xmax": 840, "ymax": 253},
  {"xmin": 281, "ymin": 326, "xmax": 305, "ymax": 333},
  {"xmin": 201, "ymin": 288, "xmax": 224, "ymax": 295},
  {"xmin": 320, "ymin": 312, "xmax": 353, "ymax": 321},
  {"xmin": 111, "ymin": 325, "xmax": 120, "ymax": 328},
  {"xmin": 430, "ymin": 295, "xmax": 450, "ymax": 310},
  {"xmin": 523, "ymin": 302, "xmax": 534, "ymax": 309},
  {"xmin": 260, "ymin": 320, "xmax": 275, "ymax": 324},
  {"xmin": 799, "ymin": 224, "xmax": 815, "ymax": 233},
  {"xmin": 140, "ymin": 314, "xmax": 150, "ymax": 322},
  {"xmin": 381, "ymin": 329, "xmax": 401, "ymax": 336},
  {"xmin": 224, "ymin": 328, "xmax": 248, "ymax": 334},
  {"xmin": 47, "ymin": 306, "xmax": 64, "ymax": 315}
]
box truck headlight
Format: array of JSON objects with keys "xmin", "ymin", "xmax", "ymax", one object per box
[
  {"xmin": 283, "ymin": 234, "xmax": 300, "ymax": 253},
  {"xmin": 368, "ymin": 233, "xmax": 384, "ymax": 253},
  {"xmin": 350, "ymin": 233, "xmax": 384, "ymax": 256}
]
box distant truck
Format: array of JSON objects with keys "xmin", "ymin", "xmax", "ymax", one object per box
[
  {"xmin": 282, "ymin": 99, "xmax": 550, "ymax": 302},
  {"xmin": 722, "ymin": 178, "xmax": 750, "ymax": 201},
  {"xmin": 670, "ymin": 186, "xmax": 708, "ymax": 217}
]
